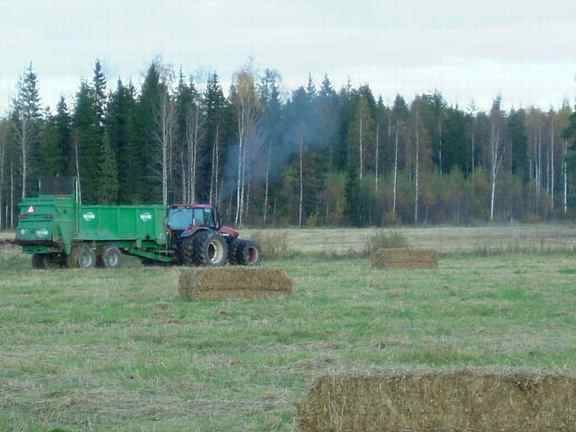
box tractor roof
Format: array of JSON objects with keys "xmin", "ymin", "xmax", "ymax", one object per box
[{"xmin": 170, "ymin": 204, "xmax": 213, "ymax": 209}]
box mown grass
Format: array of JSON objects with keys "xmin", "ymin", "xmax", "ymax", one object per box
[{"xmin": 2, "ymin": 227, "xmax": 576, "ymax": 431}]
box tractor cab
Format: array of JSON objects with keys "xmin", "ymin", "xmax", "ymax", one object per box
[{"xmin": 167, "ymin": 205, "xmax": 220, "ymax": 232}]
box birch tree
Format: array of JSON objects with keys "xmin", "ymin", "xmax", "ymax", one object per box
[
  {"xmin": 489, "ymin": 97, "xmax": 505, "ymax": 221},
  {"xmin": 157, "ymin": 80, "xmax": 176, "ymax": 207},
  {"xmin": 231, "ymin": 66, "xmax": 260, "ymax": 225},
  {"xmin": 12, "ymin": 65, "xmax": 42, "ymax": 199},
  {"xmin": 0, "ymin": 121, "xmax": 6, "ymax": 229}
]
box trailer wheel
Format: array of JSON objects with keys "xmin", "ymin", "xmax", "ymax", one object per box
[
  {"xmin": 236, "ymin": 240, "xmax": 261, "ymax": 266},
  {"xmin": 98, "ymin": 246, "xmax": 121, "ymax": 269},
  {"xmin": 32, "ymin": 254, "xmax": 47, "ymax": 269},
  {"xmin": 68, "ymin": 244, "xmax": 96, "ymax": 269}
]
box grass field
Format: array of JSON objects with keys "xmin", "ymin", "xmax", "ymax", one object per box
[{"xmin": 1, "ymin": 225, "xmax": 576, "ymax": 431}]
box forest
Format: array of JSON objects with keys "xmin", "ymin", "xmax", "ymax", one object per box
[{"xmin": 1, "ymin": 60, "xmax": 576, "ymax": 229}]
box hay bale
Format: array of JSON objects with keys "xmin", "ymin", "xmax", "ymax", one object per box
[
  {"xmin": 297, "ymin": 369, "xmax": 576, "ymax": 432},
  {"xmin": 178, "ymin": 267, "xmax": 293, "ymax": 300},
  {"xmin": 370, "ymin": 248, "xmax": 438, "ymax": 269}
]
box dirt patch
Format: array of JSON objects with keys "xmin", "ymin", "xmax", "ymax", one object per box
[
  {"xmin": 178, "ymin": 267, "xmax": 294, "ymax": 300},
  {"xmin": 370, "ymin": 248, "xmax": 438, "ymax": 269},
  {"xmin": 297, "ymin": 369, "xmax": 576, "ymax": 432}
]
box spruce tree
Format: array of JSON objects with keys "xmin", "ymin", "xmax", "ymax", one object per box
[{"xmin": 97, "ymin": 131, "xmax": 119, "ymax": 203}]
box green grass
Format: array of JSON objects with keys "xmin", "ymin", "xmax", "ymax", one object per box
[{"xmin": 2, "ymin": 230, "xmax": 576, "ymax": 431}]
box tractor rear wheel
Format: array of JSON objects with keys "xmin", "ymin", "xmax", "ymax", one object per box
[
  {"xmin": 68, "ymin": 244, "xmax": 96, "ymax": 269},
  {"xmin": 228, "ymin": 239, "xmax": 240, "ymax": 265},
  {"xmin": 98, "ymin": 246, "xmax": 122, "ymax": 269},
  {"xmin": 235, "ymin": 240, "xmax": 261, "ymax": 266},
  {"xmin": 192, "ymin": 230, "xmax": 229, "ymax": 266}
]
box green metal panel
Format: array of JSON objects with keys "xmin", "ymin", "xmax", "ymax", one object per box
[
  {"xmin": 15, "ymin": 195, "xmax": 76, "ymax": 253},
  {"xmin": 77, "ymin": 205, "xmax": 167, "ymax": 245}
]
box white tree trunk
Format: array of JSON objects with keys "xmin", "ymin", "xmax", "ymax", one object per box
[
  {"xmin": 10, "ymin": 164, "xmax": 14, "ymax": 228},
  {"xmin": 414, "ymin": 121, "xmax": 420, "ymax": 224},
  {"xmin": 489, "ymin": 123, "xmax": 502, "ymax": 222},
  {"xmin": 375, "ymin": 123, "xmax": 380, "ymax": 193},
  {"xmin": 550, "ymin": 120, "xmax": 555, "ymax": 209},
  {"xmin": 393, "ymin": 124, "xmax": 399, "ymax": 217},
  {"xmin": 234, "ymin": 108, "xmax": 245, "ymax": 225},
  {"xmin": 0, "ymin": 130, "xmax": 4, "ymax": 229},
  {"xmin": 359, "ymin": 118, "xmax": 364, "ymax": 180},
  {"xmin": 210, "ymin": 125, "xmax": 220, "ymax": 204},
  {"xmin": 563, "ymin": 139, "xmax": 568, "ymax": 215},
  {"xmin": 263, "ymin": 141, "xmax": 271, "ymax": 225},
  {"xmin": 298, "ymin": 133, "xmax": 304, "ymax": 227},
  {"xmin": 20, "ymin": 116, "xmax": 28, "ymax": 199}
]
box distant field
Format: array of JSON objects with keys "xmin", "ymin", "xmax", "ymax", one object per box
[
  {"xmin": 2, "ymin": 228, "xmax": 576, "ymax": 431},
  {"xmin": 245, "ymin": 224, "xmax": 576, "ymax": 254}
]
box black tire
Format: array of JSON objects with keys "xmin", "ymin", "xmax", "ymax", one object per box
[
  {"xmin": 46, "ymin": 254, "xmax": 64, "ymax": 269},
  {"xmin": 98, "ymin": 246, "xmax": 122, "ymax": 269},
  {"xmin": 190, "ymin": 230, "xmax": 229, "ymax": 266},
  {"xmin": 228, "ymin": 239, "xmax": 241, "ymax": 265},
  {"xmin": 180, "ymin": 236, "xmax": 196, "ymax": 266},
  {"xmin": 68, "ymin": 244, "xmax": 96, "ymax": 269},
  {"xmin": 236, "ymin": 240, "xmax": 261, "ymax": 266},
  {"xmin": 32, "ymin": 254, "xmax": 47, "ymax": 269}
]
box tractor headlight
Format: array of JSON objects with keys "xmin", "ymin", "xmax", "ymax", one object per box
[
  {"xmin": 19, "ymin": 228, "xmax": 27, "ymax": 236},
  {"xmin": 35, "ymin": 228, "xmax": 50, "ymax": 238}
]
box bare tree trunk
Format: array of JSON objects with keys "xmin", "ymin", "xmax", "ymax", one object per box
[
  {"xmin": 298, "ymin": 133, "xmax": 304, "ymax": 227},
  {"xmin": 359, "ymin": 118, "xmax": 364, "ymax": 180},
  {"xmin": 210, "ymin": 125, "xmax": 220, "ymax": 204},
  {"xmin": 392, "ymin": 123, "xmax": 399, "ymax": 218},
  {"xmin": 489, "ymin": 123, "xmax": 503, "ymax": 222},
  {"xmin": 471, "ymin": 116, "xmax": 476, "ymax": 173},
  {"xmin": 181, "ymin": 152, "xmax": 186, "ymax": 203},
  {"xmin": 550, "ymin": 120, "xmax": 555, "ymax": 210},
  {"xmin": 75, "ymin": 135, "xmax": 81, "ymax": 204},
  {"xmin": 375, "ymin": 123, "xmax": 380, "ymax": 193},
  {"xmin": 263, "ymin": 141, "xmax": 271, "ymax": 225},
  {"xmin": 10, "ymin": 164, "xmax": 14, "ymax": 228},
  {"xmin": 186, "ymin": 104, "xmax": 199, "ymax": 204},
  {"xmin": 563, "ymin": 139, "xmax": 568, "ymax": 216},
  {"xmin": 414, "ymin": 120, "xmax": 420, "ymax": 224},
  {"xmin": 235, "ymin": 108, "xmax": 245, "ymax": 225},
  {"xmin": 20, "ymin": 117, "xmax": 28, "ymax": 199},
  {"xmin": 0, "ymin": 131, "xmax": 4, "ymax": 230}
]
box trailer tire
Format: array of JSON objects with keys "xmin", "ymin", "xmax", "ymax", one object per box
[
  {"xmin": 68, "ymin": 244, "xmax": 96, "ymax": 269},
  {"xmin": 193, "ymin": 230, "xmax": 229, "ymax": 266},
  {"xmin": 236, "ymin": 240, "xmax": 261, "ymax": 266},
  {"xmin": 98, "ymin": 246, "xmax": 121, "ymax": 269}
]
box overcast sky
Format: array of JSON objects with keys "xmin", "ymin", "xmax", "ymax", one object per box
[{"xmin": 1, "ymin": 0, "xmax": 575, "ymax": 114}]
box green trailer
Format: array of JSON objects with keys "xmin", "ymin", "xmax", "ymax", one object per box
[{"xmin": 15, "ymin": 177, "xmax": 260, "ymax": 269}]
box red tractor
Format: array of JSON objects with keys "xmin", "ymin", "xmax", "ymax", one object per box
[{"xmin": 167, "ymin": 204, "xmax": 260, "ymax": 267}]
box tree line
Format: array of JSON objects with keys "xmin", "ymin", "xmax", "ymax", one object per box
[{"xmin": 1, "ymin": 60, "xmax": 576, "ymax": 229}]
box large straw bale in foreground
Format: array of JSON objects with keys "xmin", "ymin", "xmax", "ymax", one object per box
[
  {"xmin": 370, "ymin": 248, "xmax": 438, "ymax": 269},
  {"xmin": 297, "ymin": 369, "xmax": 576, "ymax": 432},
  {"xmin": 178, "ymin": 267, "xmax": 293, "ymax": 300}
]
